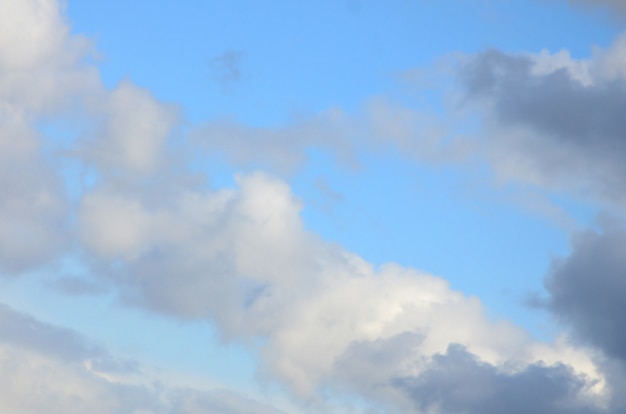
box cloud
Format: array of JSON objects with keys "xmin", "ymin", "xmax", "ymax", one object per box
[
  {"xmin": 456, "ymin": 35, "xmax": 626, "ymax": 208},
  {"xmin": 76, "ymin": 158, "xmax": 603, "ymax": 404},
  {"xmin": 191, "ymin": 95, "xmax": 466, "ymax": 176},
  {"xmin": 79, "ymin": 81, "xmax": 181, "ymax": 175},
  {"xmin": 0, "ymin": 302, "xmax": 284, "ymax": 414},
  {"xmin": 192, "ymin": 107, "xmax": 359, "ymax": 174},
  {"xmin": 0, "ymin": 302, "xmax": 161, "ymax": 414},
  {"xmin": 0, "ymin": 0, "xmax": 619, "ymax": 411},
  {"xmin": 0, "ymin": 112, "xmax": 68, "ymax": 274},
  {"xmin": 542, "ymin": 227, "xmax": 626, "ymax": 362},
  {"xmin": 0, "ymin": 0, "xmax": 99, "ymax": 274},
  {"xmin": 395, "ymin": 344, "xmax": 605, "ymax": 414}
]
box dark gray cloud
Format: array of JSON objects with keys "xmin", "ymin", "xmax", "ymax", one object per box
[
  {"xmin": 542, "ymin": 228, "xmax": 626, "ymax": 361},
  {"xmin": 459, "ymin": 49, "xmax": 626, "ymax": 205},
  {"xmin": 531, "ymin": 224, "xmax": 626, "ymax": 412},
  {"xmin": 395, "ymin": 344, "xmax": 603, "ymax": 414}
]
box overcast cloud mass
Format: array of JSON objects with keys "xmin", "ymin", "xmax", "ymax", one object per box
[{"xmin": 2, "ymin": 0, "xmax": 626, "ymax": 412}]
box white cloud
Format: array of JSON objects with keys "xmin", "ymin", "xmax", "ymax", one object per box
[
  {"xmin": 0, "ymin": 0, "xmax": 99, "ymax": 115},
  {"xmin": 0, "ymin": 0, "xmax": 68, "ymax": 70},
  {"xmin": 76, "ymin": 159, "xmax": 604, "ymax": 407},
  {"xmin": 81, "ymin": 81, "xmax": 180, "ymax": 175}
]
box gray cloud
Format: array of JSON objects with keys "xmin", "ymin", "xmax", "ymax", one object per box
[
  {"xmin": 0, "ymin": 302, "xmax": 158, "ymax": 414},
  {"xmin": 395, "ymin": 344, "xmax": 604, "ymax": 414},
  {"xmin": 0, "ymin": 0, "xmax": 100, "ymax": 275},
  {"xmin": 0, "ymin": 116, "xmax": 69, "ymax": 274},
  {"xmin": 76, "ymin": 163, "xmax": 602, "ymax": 402},
  {"xmin": 331, "ymin": 332, "xmax": 425, "ymax": 409},
  {"xmin": 0, "ymin": 1, "xmax": 619, "ymax": 412},
  {"xmin": 542, "ymin": 227, "xmax": 626, "ymax": 361},
  {"xmin": 458, "ymin": 48, "xmax": 626, "ymax": 206},
  {"xmin": 191, "ymin": 108, "xmax": 359, "ymax": 174}
]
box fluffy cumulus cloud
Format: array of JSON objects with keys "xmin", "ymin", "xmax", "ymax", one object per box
[
  {"xmin": 191, "ymin": 98, "xmax": 461, "ymax": 175},
  {"xmin": 0, "ymin": 0, "xmax": 99, "ymax": 114},
  {"xmin": 76, "ymin": 160, "xmax": 605, "ymax": 409},
  {"xmin": 80, "ymin": 81, "xmax": 180, "ymax": 175}
]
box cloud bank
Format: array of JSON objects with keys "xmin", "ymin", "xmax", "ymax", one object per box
[{"xmin": 3, "ymin": 0, "xmax": 626, "ymax": 413}]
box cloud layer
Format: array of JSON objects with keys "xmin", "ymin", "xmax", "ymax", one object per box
[{"xmin": 3, "ymin": 0, "xmax": 626, "ymax": 413}]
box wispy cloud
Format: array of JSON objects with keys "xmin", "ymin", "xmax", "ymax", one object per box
[{"xmin": 210, "ymin": 50, "xmax": 244, "ymax": 91}]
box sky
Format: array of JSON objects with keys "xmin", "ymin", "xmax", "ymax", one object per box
[{"xmin": 3, "ymin": 0, "xmax": 626, "ymax": 412}]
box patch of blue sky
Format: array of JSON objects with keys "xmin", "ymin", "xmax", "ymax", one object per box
[{"xmin": 65, "ymin": 0, "xmax": 618, "ymax": 128}]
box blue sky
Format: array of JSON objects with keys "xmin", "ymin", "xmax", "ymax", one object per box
[{"xmin": 2, "ymin": 0, "xmax": 626, "ymax": 413}]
